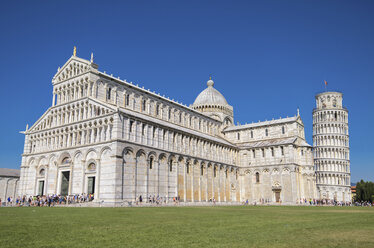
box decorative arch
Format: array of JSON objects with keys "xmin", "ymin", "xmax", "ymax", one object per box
[
  {"xmin": 38, "ymin": 167, "xmax": 46, "ymax": 176},
  {"xmin": 58, "ymin": 152, "xmax": 72, "ymax": 165},
  {"xmin": 99, "ymin": 146, "xmax": 112, "ymax": 158},
  {"xmin": 178, "ymin": 155, "xmax": 185, "ymax": 163},
  {"xmin": 38, "ymin": 156, "xmax": 48, "ymax": 166},
  {"xmin": 73, "ymin": 151, "xmax": 83, "ymax": 163},
  {"xmin": 158, "ymin": 153, "xmax": 167, "ymax": 163},
  {"xmin": 136, "ymin": 149, "xmax": 146, "ymax": 158},
  {"xmin": 28, "ymin": 157, "xmax": 36, "ymax": 167},
  {"xmin": 148, "ymin": 151, "xmax": 157, "ymax": 160},
  {"xmin": 123, "ymin": 147, "xmax": 134, "ymax": 158},
  {"xmin": 85, "ymin": 149, "xmax": 98, "ymax": 161},
  {"xmin": 86, "ymin": 161, "xmax": 97, "ymax": 171},
  {"xmin": 100, "ymin": 147, "xmax": 112, "ymax": 161},
  {"xmin": 167, "ymin": 154, "xmax": 176, "ymax": 163},
  {"xmin": 48, "ymin": 154, "xmax": 57, "ymax": 167}
]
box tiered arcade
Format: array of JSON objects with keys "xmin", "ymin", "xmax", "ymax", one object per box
[{"xmin": 313, "ymin": 92, "xmax": 351, "ymax": 201}]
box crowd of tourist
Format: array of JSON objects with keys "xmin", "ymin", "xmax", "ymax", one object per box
[
  {"xmin": 134, "ymin": 195, "xmax": 219, "ymax": 206},
  {"xmin": 243, "ymin": 198, "xmax": 354, "ymax": 206},
  {"xmin": 135, "ymin": 195, "xmax": 183, "ymax": 205},
  {"xmin": 0, "ymin": 193, "xmax": 94, "ymax": 207},
  {"xmin": 0, "ymin": 194, "xmax": 371, "ymax": 207},
  {"xmin": 296, "ymin": 198, "xmax": 353, "ymax": 206},
  {"xmin": 354, "ymin": 201, "xmax": 372, "ymax": 207}
]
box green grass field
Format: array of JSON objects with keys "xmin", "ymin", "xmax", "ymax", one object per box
[{"xmin": 0, "ymin": 206, "xmax": 373, "ymax": 248}]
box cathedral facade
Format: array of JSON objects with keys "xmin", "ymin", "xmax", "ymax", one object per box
[{"xmin": 17, "ymin": 51, "xmax": 317, "ymax": 205}]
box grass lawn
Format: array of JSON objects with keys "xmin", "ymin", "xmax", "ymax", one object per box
[{"xmin": 0, "ymin": 206, "xmax": 373, "ymax": 248}]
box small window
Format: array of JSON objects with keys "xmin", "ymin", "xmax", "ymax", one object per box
[
  {"xmin": 262, "ymin": 149, "xmax": 265, "ymax": 157},
  {"xmin": 125, "ymin": 94, "xmax": 130, "ymax": 106},
  {"xmin": 201, "ymin": 165, "xmax": 204, "ymax": 176},
  {"xmin": 237, "ymin": 133, "xmax": 240, "ymax": 140},
  {"xmin": 156, "ymin": 105, "xmax": 159, "ymax": 116},
  {"xmin": 169, "ymin": 161, "xmax": 173, "ymax": 172},
  {"xmin": 142, "ymin": 124, "xmax": 145, "ymax": 136},
  {"xmin": 142, "ymin": 99, "xmax": 146, "ymax": 111},
  {"xmin": 271, "ymin": 148, "xmax": 274, "ymax": 157},
  {"xmin": 168, "ymin": 109, "xmax": 171, "ymax": 120},
  {"xmin": 301, "ymin": 150, "xmax": 304, "ymax": 156},
  {"xmin": 214, "ymin": 167, "xmax": 217, "ymax": 177},
  {"xmin": 256, "ymin": 172, "xmax": 260, "ymax": 183},
  {"xmin": 179, "ymin": 113, "xmax": 182, "ymax": 123},
  {"xmin": 186, "ymin": 163, "xmax": 190, "ymax": 174},
  {"xmin": 149, "ymin": 157, "xmax": 154, "ymax": 169},
  {"xmin": 39, "ymin": 168, "xmax": 45, "ymax": 176},
  {"xmin": 282, "ymin": 126, "xmax": 285, "ymax": 134},
  {"xmin": 253, "ymin": 149, "xmax": 256, "ymax": 158},
  {"xmin": 129, "ymin": 120, "xmax": 134, "ymax": 133},
  {"xmin": 106, "ymin": 88, "xmax": 111, "ymax": 100},
  {"xmin": 250, "ymin": 130, "xmax": 253, "ymax": 138},
  {"xmin": 281, "ymin": 146, "xmax": 284, "ymax": 155},
  {"xmin": 265, "ymin": 129, "xmax": 268, "ymax": 136}
]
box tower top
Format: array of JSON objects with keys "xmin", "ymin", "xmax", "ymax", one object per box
[
  {"xmin": 315, "ymin": 91, "xmax": 343, "ymax": 109},
  {"xmin": 73, "ymin": 46, "xmax": 77, "ymax": 56}
]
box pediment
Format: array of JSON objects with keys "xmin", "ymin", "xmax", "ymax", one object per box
[
  {"xmin": 26, "ymin": 98, "xmax": 116, "ymax": 133},
  {"xmin": 52, "ymin": 56, "xmax": 98, "ymax": 84},
  {"xmin": 296, "ymin": 115, "xmax": 304, "ymax": 126}
]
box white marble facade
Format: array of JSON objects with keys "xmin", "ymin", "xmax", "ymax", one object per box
[
  {"xmin": 313, "ymin": 92, "xmax": 351, "ymax": 201},
  {"xmin": 18, "ymin": 51, "xmax": 317, "ymax": 206},
  {"xmin": 0, "ymin": 168, "xmax": 20, "ymax": 204}
]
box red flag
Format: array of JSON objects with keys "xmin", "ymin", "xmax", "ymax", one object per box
[{"xmin": 324, "ymin": 80, "xmax": 328, "ymax": 86}]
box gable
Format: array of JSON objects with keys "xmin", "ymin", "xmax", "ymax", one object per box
[
  {"xmin": 26, "ymin": 98, "xmax": 116, "ymax": 134},
  {"xmin": 296, "ymin": 116, "xmax": 304, "ymax": 126},
  {"xmin": 52, "ymin": 56, "xmax": 96, "ymax": 84}
]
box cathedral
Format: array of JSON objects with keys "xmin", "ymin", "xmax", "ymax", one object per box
[{"xmin": 17, "ymin": 49, "xmax": 349, "ymax": 206}]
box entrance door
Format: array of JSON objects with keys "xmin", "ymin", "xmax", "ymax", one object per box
[
  {"xmin": 275, "ymin": 191, "xmax": 281, "ymax": 203},
  {"xmin": 87, "ymin": 177, "xmax": 95, "ymax": 195},
  {"xmin": 60, "ymin": 171, "xmax": 70, "ymax": 196},
  {"xmin": 38, "ymin": 180, "xmax": 44, "ymax": 196}
]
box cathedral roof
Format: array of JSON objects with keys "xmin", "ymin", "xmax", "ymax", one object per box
[
  {"xmin": 0, "ymin": 168, "xmax": 20, "ymax": 177},
  {"xmin": 224, "ymin": 116, "xmax": 300, "ymax": 132},
  {"xmin": 237, "ymin": 136, "xmax": 311, "ymax": 149},
  {"xmin": 193, "ymin": 78, "xmax": 229, "ymax": 106}
]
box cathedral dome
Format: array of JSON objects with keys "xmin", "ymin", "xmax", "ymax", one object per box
[{"xmin": 193, "ymin": 78, "xmax": 229, "ymax": 106}]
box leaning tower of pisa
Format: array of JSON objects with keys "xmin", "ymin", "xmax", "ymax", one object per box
[{"xmin": 313, "ymin": 92, "xmax": 351, "ymax": 202}]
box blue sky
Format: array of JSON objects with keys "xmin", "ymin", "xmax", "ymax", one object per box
[{"xmin": 0, "ymin": 0, "xmax": 373, "ymax": 182}]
